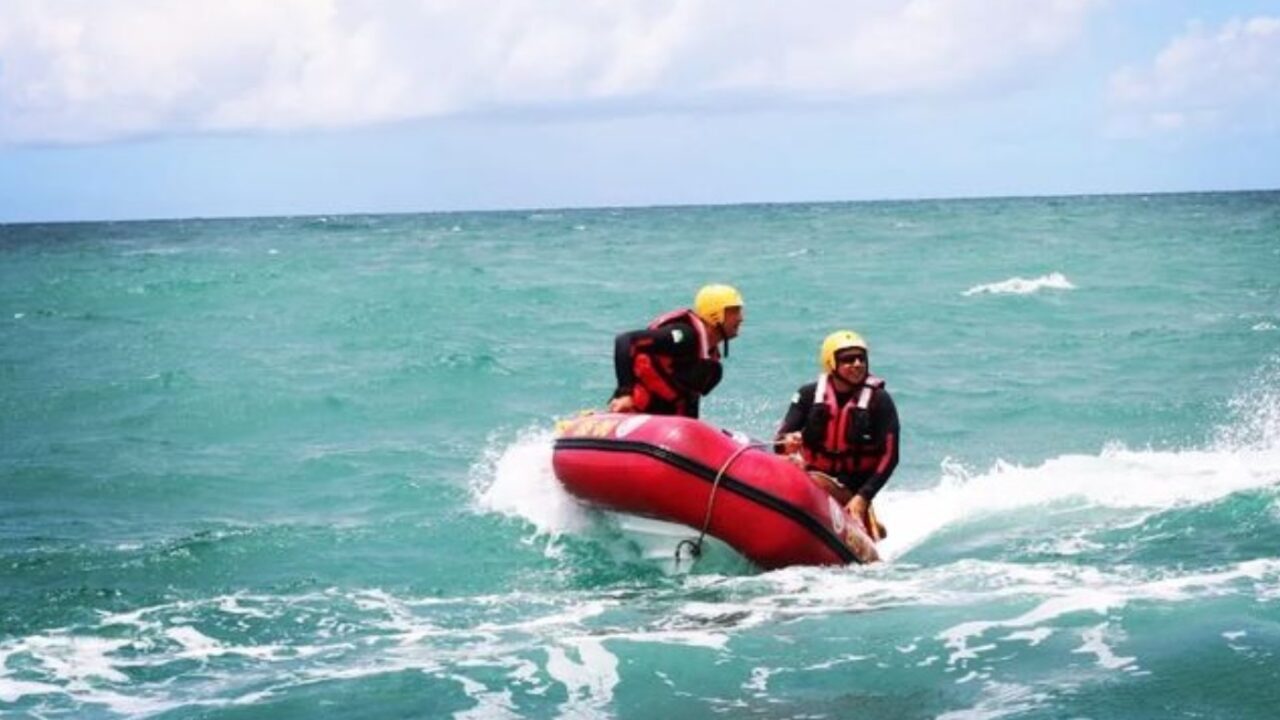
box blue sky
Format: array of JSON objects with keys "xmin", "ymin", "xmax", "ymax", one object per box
[{"xmin": 2, "ymin": 0, "xmax": 1278, "ymax": 223}]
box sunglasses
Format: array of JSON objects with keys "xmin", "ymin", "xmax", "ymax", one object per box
[{"xmin": 835, "ymin": 353, "xmax": 867, "ymax": 365}]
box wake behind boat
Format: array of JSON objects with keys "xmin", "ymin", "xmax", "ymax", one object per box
[{"xmin": 552, "ymin": 413, "xmax": 878, "ymax": 569}]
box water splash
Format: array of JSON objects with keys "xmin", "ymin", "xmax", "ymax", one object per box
[
  {"xmin": 471, "ymin": 426, "xmax": 593, "ymax": 537},
  {"xmin": 1214, "ymin": 355, "xmax": 1280, "ymax": 452}
]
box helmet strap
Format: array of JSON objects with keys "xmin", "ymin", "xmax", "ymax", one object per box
[{"xmin": 719, "ymin": 323, "xmax": 730, "ymax": 358}]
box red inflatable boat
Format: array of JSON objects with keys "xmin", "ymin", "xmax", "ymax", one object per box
[{"xmin": 552, "ymin": 413, "xmax": 877, "ymax": 569}]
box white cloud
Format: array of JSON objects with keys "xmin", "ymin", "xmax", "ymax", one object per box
[
  {"xmin": 0, "ymin": 0, "xmax": 1102, "ymax": 145},
  {"xmin": 1109, "ymin": 16, "xmax": 1280, "ymax": 135}
]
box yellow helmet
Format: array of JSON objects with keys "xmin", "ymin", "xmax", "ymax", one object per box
[
  {"xmin": 820, "ymin": 330, "xmax": 868, "ymax": 373},
  {"xmin": 693, "ymin": 284, "xmax": 743, "ymax": 326}
]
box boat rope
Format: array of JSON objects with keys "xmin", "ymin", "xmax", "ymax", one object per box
[{"xmin": 676, "ymin": 439, "xmax": 781, "ymax": 565}]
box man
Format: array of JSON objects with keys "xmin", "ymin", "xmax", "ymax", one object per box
[
  {"xmin": 608, "ymin": 284, "xmax": 744, "ymax": 419},
  {"xmin": 776, "ymin": 330, "xmax": 899, "ymax": 538}
]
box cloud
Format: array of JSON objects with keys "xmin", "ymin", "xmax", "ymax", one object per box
[
  {"xmin": 1108, "ymin": 16, "xmax": 1280, "ymax": 136},
  {"xmin": 0, "ymin": 0, "xmax": 1102, "ymax": 145}
]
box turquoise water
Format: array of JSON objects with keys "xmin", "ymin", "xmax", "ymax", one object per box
[{"xmin": 2, "ymin": 192, "xmax": 1279, "ymax": 718}]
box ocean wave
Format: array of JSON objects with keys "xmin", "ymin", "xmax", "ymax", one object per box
[
  {"xmin": 878, "ymin": 358, "xmax": 1280, "ymax": 560},
  {"xmin": 874, "ymin": 440, "xmax": 1280, "ymax": 561},
  {"xmin": 962, "ymin": 272, "xmax": 1076, "ymax": 297}
]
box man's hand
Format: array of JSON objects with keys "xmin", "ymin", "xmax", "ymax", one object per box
[
  {"xmin": 608, "ymin": 395, "xmax": 636, "ymax": 413},
  {"xmin": 778, "ymin": 431, "xmax": 803, "ymax": 455},
  {"xmin": 846, "ymin": 495, "xmax": 871, "ymax": 533}
]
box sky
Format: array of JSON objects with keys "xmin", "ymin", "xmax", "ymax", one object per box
[{"xmin": 1, "ymin": 0, "xmax": 1279, "ymax": 223}]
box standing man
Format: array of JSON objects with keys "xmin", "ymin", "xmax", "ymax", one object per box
[
  {"xmin": 608, "ymin": 284, "xmax": 744, "ymax": 419},
  {"xmin": 777, "ymin": 330, "xmax": 899, "ymax": 538}
]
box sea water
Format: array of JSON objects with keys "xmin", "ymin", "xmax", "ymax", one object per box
[{"xmin": 2, "ymin": 192, "xmax": 1278, "ymax": 718}]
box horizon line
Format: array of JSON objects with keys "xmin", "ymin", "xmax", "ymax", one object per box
[{"xmin": 3, "ymin": 185, "xmax": 1278, "ymax": 228}]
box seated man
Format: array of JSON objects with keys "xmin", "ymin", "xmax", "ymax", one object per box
[
  {"xmin": 777, "ymin": 330, "xmax": 899, "ymax": 539},
  {"xmin": 608, "ymin": 284, "xmax": 744, "ymax": 419}
]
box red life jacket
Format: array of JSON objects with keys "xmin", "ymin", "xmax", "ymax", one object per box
[
  {"xmin": 630, "ymin": 309, "xmax": 721, "ymax": 416},
  {"xmin": 801, "ymin": 372, "xmax": 887, "ymax": 476}
]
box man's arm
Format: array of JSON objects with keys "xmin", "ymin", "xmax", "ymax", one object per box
[
  {"xmin": 612, "ymin": 330, "xmax": 639, "ymax": 398},
  {"xmin": 775, "ymin": 384, "xmax": 814, "ymax": 455},
  {"xmin": 853, "ymin": 392, "xmax": 900, "ymax": 503}
]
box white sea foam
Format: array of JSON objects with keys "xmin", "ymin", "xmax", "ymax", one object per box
[
  {"xmin": 0, "ymin": 633, "xmax": 182, "ymax": 715},
  {"xmin": 215, "ymin": 594, "xmax": 276, "ymax": 619},
  {"xmin": 473, "ymin": 426, "xmax": 594, "ymax": 536},
  {"xmin": 166, "ymin": 626, "xmax": 226, "ymax": 658},
  {"xmin": 962, "ymin": 272, "xmax": 1075, "ymax": 296},
  {"xmin": 21, "ymin": 634, "xmax": 132, "ymax": 683},
  {"xmin": 1072, "ymin": 623, "xmax": 1136, "ymax": 671},
  {"xmin": 743, "ymin": 653, "xmax": 871, "ymax": 697},
  {"xmin": 450, "ymin": 673, "xmax": 519, "ymax": 720},
  {"xmin": 164, "ymin": 625, "xmax": 284, "ymax": 661},
  {"xmin": 0, "ymin": 678, "xmax": 61, "ymax": 703},
  {"xmin": 941, "ymin": 593, "xmax": 1124, "ymax": 667},
  {"xmin": 1003, "ymin": 628, "xmax": 1053, "ymax": 646},
  {"xmin": 937, "ymin": 681, "xmax": 1051, "ymax": 720},
  {"xmin": 545, "ymin": 638, "xmax": 620, "ymax": 717},
  {"xmin": 5, "ymin": 553, "xmax": 1277, "ymax": 716}
]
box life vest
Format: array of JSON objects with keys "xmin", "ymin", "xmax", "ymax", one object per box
[
  {"xmin": 801, "ymin": 372, "xmax": 887, "ymax": 477},
  {"xmin": 630, "ymin": 309, "xmax": 721, "ymax": 416}
]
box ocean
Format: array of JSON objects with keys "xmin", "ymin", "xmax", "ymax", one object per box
[{"xmin": 2, "ymin": 191, "xmax": 1278, "ymax": 718}]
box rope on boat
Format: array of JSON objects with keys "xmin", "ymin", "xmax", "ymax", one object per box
[{"xmin": 675, "ymin": 440, "xmax": 780, "ymax": 566}]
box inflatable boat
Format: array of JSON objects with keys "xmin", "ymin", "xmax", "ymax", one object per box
[{"xmin": 552, "ymin": 413, "xmax": 878, "ymax": 569}]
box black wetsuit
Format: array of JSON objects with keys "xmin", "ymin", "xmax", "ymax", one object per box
[
  {"xmin": 611, "ymin": 321, "xmax": 722, "ymax": 418},
  {"xmin": 776, "ymin": 380, "xmax": 900, "ymax": 502}
]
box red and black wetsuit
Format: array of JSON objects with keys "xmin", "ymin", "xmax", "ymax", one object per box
[
  {"xmin": 775, "ymin": 376, "xmax": 900, "ymax": 502},
  {"xmin": 611, "ymin": 309, "xmax": 722, "ymax": 418}
]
